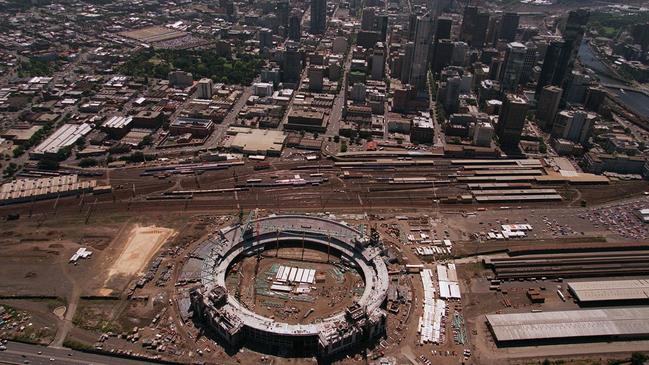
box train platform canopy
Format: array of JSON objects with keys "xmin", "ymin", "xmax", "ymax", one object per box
[
  {"xmin": 568, "ymin": 279, "xmax": 649, "ymax": 303},
  {"xmin": 486, "ymin": 307, "xmax": 649, "ymax": 343}
]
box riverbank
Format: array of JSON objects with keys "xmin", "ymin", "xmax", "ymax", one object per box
[{"xmin": 578, "ymin": 41, "xmax": 649, "ymax": 118}]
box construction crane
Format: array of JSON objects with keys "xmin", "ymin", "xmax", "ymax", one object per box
[{"xmin": 236, "ymin": 208, "xmax": 260, "ymax": 244}]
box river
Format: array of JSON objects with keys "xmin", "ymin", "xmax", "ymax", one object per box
[{"xmin": 578, "ymin": 41, "xmax": 649, "ymax": 117}]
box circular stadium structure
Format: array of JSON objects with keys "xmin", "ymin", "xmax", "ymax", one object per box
[{"xmin": 188, "ymin": 214, "xmax": 389, "ymax": 358}]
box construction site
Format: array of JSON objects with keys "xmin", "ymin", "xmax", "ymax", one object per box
[
  {"xmin": 187, "ymin": 214, "xmax": 389, "ymax": 358},
  {"xmin": 0, "ymin": 156, "xmax": 648, "ymax": 365}
]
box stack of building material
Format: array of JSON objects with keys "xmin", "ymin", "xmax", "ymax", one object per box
[
  {"xmin": 438, "ymin": 263, "xmax": 461, "ymax": 300},
  {"xmin": 69, "ymin": 247, "xmax": 92, "ymax": 263},
  {"xmin": 275, "ymin": 266, "xmax": 316, "ymax": 284},
  {"xmin": 419, "ymin": 269, "xmax": 436, "ymax": 344}
]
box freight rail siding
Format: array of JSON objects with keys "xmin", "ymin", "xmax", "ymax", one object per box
[
  {"xmin": 139, "ymin": 161, "xmax": 245, "ymax": 176},
  {"xmin": 486, "ymin": 251, "xmax": 649, "ymax": 279}
]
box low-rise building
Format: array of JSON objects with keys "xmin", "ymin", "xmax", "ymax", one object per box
[
  {"xmin": 31, "ymin": 123, "xmax": 92, "ymax": 159},
  {"xmin": 285, "ymin": 109, "xmax": 327, "ymax": 132},
  {"xmin": 170, "ymin": 117, "xmax": 214, "ymax": 138}
]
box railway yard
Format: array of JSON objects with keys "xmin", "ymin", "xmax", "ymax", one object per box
[{"xmin": 0, "ymin": 156, "xmax": 649, "ymax": 365}]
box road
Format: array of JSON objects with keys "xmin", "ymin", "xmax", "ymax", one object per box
[
  {"xmin": 50, "ymin": 266, "xmax": 81, "ymax": 348},
  {"xmin": 0, "ymin": 341, "xmax": 160, "ymax": 365}
]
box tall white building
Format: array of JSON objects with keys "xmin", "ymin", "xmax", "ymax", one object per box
[
  {"xmin": 196, "ymin": 78, "xmax": 213, "ymax": 99},
  {"xmin": 472, "ymin": 121, "xmax": 495, "ymax": 147},
  {"xmin": 551, "ymin": 108, "xmax": 596, "ymax": 145},
  {"xmin": 409, "ymin": 12, "xmax": 435, "ymax": 94},
  {"xmin": 252, "ymin": 82, "xmax": 274, "ymax": 97}
]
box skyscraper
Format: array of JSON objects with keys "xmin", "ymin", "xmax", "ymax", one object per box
[
  {"xmin": 361, "ymin": 7, "xmax": 388, "ymax": 41},
  {"xmin": 408, "ymin": 13, "xmax": 418, "ymax": 42},
  {"xmin": 288, "ymin": 11, "xmax": 301, "ymax": 41},
  {"xmin": 486, "ymin": 16, "xmax": 501, "ymax": 46},
  {"xmin": 277, "ymin": 0, "xmax": 290, "ymax": 37},
  {"xmin": 519, "ymin": 42, "xmax": 537, "ymax": 84},
  {"xmin": 282, "ymin": 42, "xmax": 302, "ymax": 83},
  {"xmin": 433, "ymin": 39, "xmax": 454, "ymax": 74},
  {"xmin": 310, "ymin": 0, "xmax": 326, "ymax": 34},
  {"xmin": 536, "ymin": 9, "xmax": 589, "ymax": 98},
  {"xmin": 536, "ymin": 85, "xmax": 562, "ymax": 130},
  {"xmin": 371, "ymin": 42, "xmax": 386, "ymax": 80},
  {"xmin": 551, "ymin": 108, "xmax": 595, "ymax": 145},
  {"xmin": 556, "ymin": 9, "xmax": 589, "ymax": 88},
  {"xmin": 374, "ymin": 13, "xmax": 388, "ymax": 41},
  {"xmin": 400, "ymin": 42, "xmax": 415, "ymax": 84},
  {"xmin": 472, "ymin": 11, "xmax": 490, "ymax": 48},
  {"xmin": 361, "ymin": 7, "xmax": 376, "ymax": 31},
  {"xmin": 496, "ymin": 94, "xmax": 528, "ymax": 148},
  {"xmin": 435, "ymin": 17, "xmax": 452, "ymax": 42},
  {"xmin": 460, "ymin": 6, "xmax": 489, "ymax": 48},
  {"xmin": 500, "ymin": 42, "xmax": 527, "ymax": 91},
  {"xmin": 259, "ymin": 28, "xmax": 273, "ymax": 49},
  {"xmin": 409, "ymin": 12, "xmax": 434, "ymax": 93},
  {"xmin": 432, "ymin": 17, "xmax": 452, "ymax": 74},
  {"xmin": 500, "ymin": 12, "xmax": 520, "ymax": 42},
  {"xmin": 460, "ymin": 6, "xmax": 478, "ymax": 43},
  {"xmin": 535, "ymin": 40, "xmax": 563, "ymax": 96}
]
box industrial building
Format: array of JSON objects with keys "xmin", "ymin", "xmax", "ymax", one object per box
[
  {"xmin": 102, "ymin": 116, "xmax": 133, "ymax": 138},
  {"xmin": 30, "ymin": 123, "xmax": 92, "ymax": 158},
  {"xmin": 224, "ymin": 127, "xmax": 286, "ymax": 156},
  {"xmin": 487, "ymin": 307, "xmax": 649, "ymax": 345},
  {"xmin": 568, "ymin": 279, "xmax": 649, "ymax": 305},
  {"xmin": 187, "ymin": 215, "xmax": 389, "ymax": 358},
  {"xmin": 485, "ymin": 250, "xmax": 649, "ymax": 280},
  {"xmin": 0, "ymin": 175, "xmax": 101, "ymax": 205}
]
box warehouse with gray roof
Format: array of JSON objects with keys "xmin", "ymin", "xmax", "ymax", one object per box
[
  {"xmin": 568, "ymin": 279, "xmax": 649, "ymax": 305},
  {"xmin": 486, "ymin": 307, "xmax": 649, "ymax": 345}
]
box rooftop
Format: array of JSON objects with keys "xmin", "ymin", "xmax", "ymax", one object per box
[
  {"xmin": 229, "ymin": 128, "xmax": 286, "ymax": 154},
  {"xmin": 568, "ymin": 279, "xmax": 649, "ymax": 302},
  {"xmin": 487, "ymin": 307, "xmax": 649, "ymax": 342}
]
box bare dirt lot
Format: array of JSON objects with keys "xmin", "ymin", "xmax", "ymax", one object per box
[{"xmin": 101, "ymin": 225, "xmax": 177, "ymax": 294}]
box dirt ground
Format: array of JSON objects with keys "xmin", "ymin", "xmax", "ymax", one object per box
[
  {"xmin": 102, "ymin": 225, "xmax": 176, "ymax": 291},
  {"xmin": 227, "ymin": 247, "xmax": 363, "ymax": 325}
]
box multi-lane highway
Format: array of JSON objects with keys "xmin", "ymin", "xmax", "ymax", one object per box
[{"xmin": 0, "ymin": 341, "xmax": 160, "ymax": 365}]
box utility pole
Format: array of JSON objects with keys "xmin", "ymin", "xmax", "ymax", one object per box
[{"xmin": 327, "ymin": 234, "xmax": 331, "ymax": 263}]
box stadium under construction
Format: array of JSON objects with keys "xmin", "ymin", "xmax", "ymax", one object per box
[{"xmin": 186, "ymin": 214, "xmax": 389, "ymax": 358}]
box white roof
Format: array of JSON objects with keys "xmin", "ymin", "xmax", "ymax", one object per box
[
  {"xmin": 103, "ymin": 116, "xmax": 133, "ymax": 129},
  {"xmin": 33, "ymin": 123, "xmax": 92, "ymax": 155}
]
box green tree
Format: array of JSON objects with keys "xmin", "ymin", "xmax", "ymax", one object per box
[
  {"xmin": 37, "ymin": 158, "xmax": 59, "ymax": 170},
  {"xmin": 3, "ymin": 162, "xmax": 18, "ymax": 177},
  {"xmin": 55, "ymin": 146, "xmax": 72, "ymax": 161},
  {"xmin": 13, "ymin": 146, "xmax": 24, "ymax": 158},
  {"xmin": 79, "ymin": 158, "xmax": 98, "ymax": 168},
  {"xmin": 631, "ymin": 352, "xmax": 648, "ymax": 365},
  {"xmin": 138, "ymin": 135, "xmax": 153, "ymax": 149},
  {"xmin": 340, "ymin": 141, "xmax": 348, "ymax": 153},
  {"xmin": 75, "ymin": 137, "xmax": 86, "ymax": 150}
]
